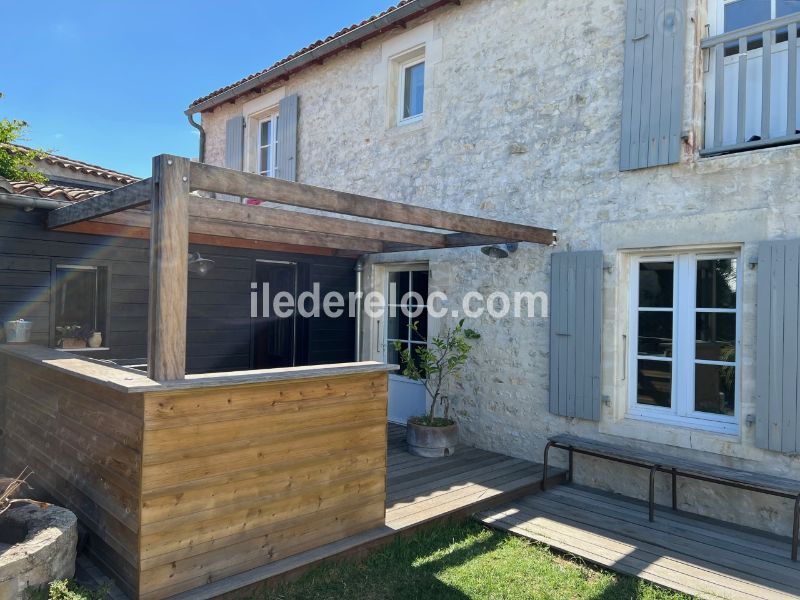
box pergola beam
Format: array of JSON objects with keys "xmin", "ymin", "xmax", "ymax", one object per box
[
  {"xmin": 46, "ymin": 178, "xmax": 151, "ymax": 229},
  {"xmin": 189, "ymin": 162, "xmax": 557, "ymax": 245},
  {"xmin": 186, "ymin": 197, "xmax": 447, "ymax": 248},
  {"xmin": 53, "ymin": 194, "xmax": 518, "ymax": 254}
]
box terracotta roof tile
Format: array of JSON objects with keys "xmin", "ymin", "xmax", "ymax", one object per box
[
  {"xmin": 0, "ymin": 177, "xmax": 106, "ymax": 203},
  {"xmin": 5, "ymin": 144, "xmax": 138, "ymax": 185},
  {"xmin": 189, "ymin": 0, "xmax": 420, "ymax": 110}
]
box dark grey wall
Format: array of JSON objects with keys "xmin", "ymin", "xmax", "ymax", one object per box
[{"xmin": 0, "ymin": 205, "xmax": 356, "ymax": 373}]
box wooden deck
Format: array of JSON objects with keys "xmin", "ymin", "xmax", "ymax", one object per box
[
  {"xmin": 164, "ymin": 424, "xmax": 563, "ymax": 599},
  {"xmin": 478, "ymin": 484, "xmax": 800, "ymax": 600}
]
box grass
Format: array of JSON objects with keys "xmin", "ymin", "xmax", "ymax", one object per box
[
  {"xmin": 26, "ymin": 579, "xmax": 109, "ymax": 600},
  {"xmin": 256, "ymin": 520, "xmax": 691, "ymax": 600}
]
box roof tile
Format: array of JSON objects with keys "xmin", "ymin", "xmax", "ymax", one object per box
[
  {"xmin": 0, "ymin": 177, "xmax": 106, "ymax": 203},
  {"xmin": 5, "ymin": 144, "xmax": 138, "ymax": 185}
]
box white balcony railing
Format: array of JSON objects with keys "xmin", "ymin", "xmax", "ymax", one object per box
[{"xmin": 702, "ymin": 13, "xmax": 800, "ymax": 155}]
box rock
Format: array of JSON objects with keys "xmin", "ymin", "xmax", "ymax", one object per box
[{"xmin": 0, "ymin": 505, "xmax": 78, "ymax": 598}]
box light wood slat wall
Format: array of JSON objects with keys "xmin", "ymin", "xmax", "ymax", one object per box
[
  {"xmin": 0, "ymin": 351, "xmax": 389, "ymax": 599},
  {"xmin": 0, "ymin": 354, "xmax": 144, "ymax": 598},
  {"xmin": 137, "ymin": 371, "xmax": 388, "ymax": 599}
]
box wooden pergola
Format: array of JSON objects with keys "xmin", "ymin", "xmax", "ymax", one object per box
[{"xmin": 46, "ymin": 155, "xmax": 557, "ymax": 382}]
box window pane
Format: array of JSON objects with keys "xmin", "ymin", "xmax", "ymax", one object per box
[
  {"xmin": 696, "ymin": 313, "xmax": 737, "ymax": 361},
  {"xmin": 408, "ymin": 342, "xmax": 427, "ymax": 371},
  {"xmin": 403, "ymin": 62, "xmax": 425, "ymax": 119},
  {"xmin": 54, "ymin": 267, "xmax": 107, "ymax": 348},
  {"xmin": 387, "ymin": 311, "xmax": 410, "ymax": 340},
  {"xmin": 637, "ymin": 359, "xmax": 672, "ymax": 408},
  {"xmin": 724, "ymin": 0, "xmax": 771, "ymax": 32},
  {"xmin": 696, "ymin": 259, "xmax": 737, "ymax": 309},
  {"xmin": 411, "ymin": 270, "xmax": 429, "ymax": 297},
  {"xmin": 638, "ymin": 312, "xmax": 673, "ymax": 357},
  {"xmin": 778, "ymin": 0, "xmax": 800, "ymax": 17},
  {"xmin": 408, "ymin": 312, "xmax": 428, "ymax": 341},
  {"xmin": 387, "ymin": 344, "xmax": 401, "ymax": 366},
  {"xmin": 389, "ymin": 271, "xmax": 410, "ymax": 304},
  {"xmin": 260, "ymin": 120, "xmax": 271, "ymax": 144},
  {"xmin": 695, "ymin": 363, "xmax": 736, "ymax": 415},
  {"xmin": 638, "ymin": 262, "xmax": 673, "ymax": 307},
  {"xmin": 260, "ymin": 147, "xmax": 270, "ymax": 174}
]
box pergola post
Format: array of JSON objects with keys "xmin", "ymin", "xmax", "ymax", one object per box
[{"xmin": 147, "ymin": 155, "xmax": 190, "ymax": 381}]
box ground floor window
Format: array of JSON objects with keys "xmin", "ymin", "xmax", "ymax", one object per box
[
  {"xmin": 51, "ymin": 263, "xmax": 109, "ymax": 350},
  {"xmin": 628, "ymin": 250, "xmax": 741, "ymax": 434}
]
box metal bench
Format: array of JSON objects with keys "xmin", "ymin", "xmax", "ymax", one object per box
[{"xmin": 541, "ymin": 434, "xmax": 800, "ymax": 561}]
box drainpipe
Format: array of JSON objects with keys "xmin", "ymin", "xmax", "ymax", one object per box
[
  {"xmin": 187, "ymin": 112, "xmax": 206, "ymax": 163},
  {"xmin": 0, "ymin": 193, "xmax": 67, "ymax": 211},
  {"xmin": 354, "ymin": 255, "xmax": 368, "ymax": 362}
]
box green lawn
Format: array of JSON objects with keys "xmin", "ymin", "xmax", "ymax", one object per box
[{"xmin": 257, "ymin": 521, "xmax": 692, "ymax": 600}]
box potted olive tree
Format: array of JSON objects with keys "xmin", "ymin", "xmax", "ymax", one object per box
[{"xmin": 393, "ymin": 319, "xmax": 480, "ymax": 457}]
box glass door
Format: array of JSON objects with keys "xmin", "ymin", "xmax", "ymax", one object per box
[{"xmin": 384, "ymin": 266, "xmax": 429, "ymax": 424}]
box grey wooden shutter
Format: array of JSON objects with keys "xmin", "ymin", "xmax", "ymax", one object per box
[
  {"xmin": 756, "ymin": 240, "xmax": 800, "ymax": 453},
  {"xmin": 549, "ymin": 251, "xmax": 603, "ymax": 421},
  {"xmin": 276, "ymin": 94, "xmax": 298, "ymax": 181},
  {"xmin": 224, "ymin": 116, "xmax": 245, "ymax": 171},
  {"xmin": 619, "ymin": 0, "xmax": 686, "ymax": 171}
]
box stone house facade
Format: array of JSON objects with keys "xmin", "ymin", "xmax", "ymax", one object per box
[{"xmin": 189, "ymin": 0, "xmax": 800, "ymax": 535}]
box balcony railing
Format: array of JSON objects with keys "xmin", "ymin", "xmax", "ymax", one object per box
[{"xmin": 702, "ymin": 13, "xmax": 800, "ymax": 156}]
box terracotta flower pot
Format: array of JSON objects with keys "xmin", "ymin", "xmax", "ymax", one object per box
[{"xmin": 406, "ymin": 419, "xmax": 458, "ymax": 457}]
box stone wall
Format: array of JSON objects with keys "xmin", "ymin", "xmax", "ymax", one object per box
[{"xmin": 200, "ymin": 0, "xmax": 800, "ymax": 535}]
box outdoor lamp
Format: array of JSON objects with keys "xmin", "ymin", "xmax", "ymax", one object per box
[{"xmin": 187, "ymin": 252, "xmax": 215, "ymax": 276}]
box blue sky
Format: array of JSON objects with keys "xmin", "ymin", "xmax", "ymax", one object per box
[{"xmin": 1, "ymin": 1, "xmax": 393, "ymax": 178}]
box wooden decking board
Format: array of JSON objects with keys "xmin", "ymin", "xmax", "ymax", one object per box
[
  {"xmin": 491, "ymin": 510, "xmax": 788, "ymax": 600},
  {"xmin": 387, "ymin": 450, "xmax": 508, "ymax": 487},
  {"xmin": 387, "ymin": 457, "xmax": 531, "ymax": 506},
  {"xmin": 538, "ymin": 487, "xmax": 800, "ymax": 573},
  {"xmin": 482, "ymin": 509, "xmax": 764, "ymax": 600},
  {"xmin": 164, "ymin": 424, "xmax": 563, "ymax": 599},
  {"xmin": 513, "ymin": 495, "xmax": 800, "ymax": 594},
  {"xmin": 563, "ymin": 484, "xmax": 794, "ymax": 556},
  {"xmin": 388, "ymin": 445, "xmax": 488, "ymax": 476},
  {"xmin": 477, "ymin": 485, "xmax": 800, "ymax": 600}
]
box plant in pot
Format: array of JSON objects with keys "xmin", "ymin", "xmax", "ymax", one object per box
[
  {"xmin": 56, "ymin": 325, "xmax": 89, "ymax": 350},
  {"xmin": 393, "ymin": 319, "xmax": 480, "ymax": 458}
]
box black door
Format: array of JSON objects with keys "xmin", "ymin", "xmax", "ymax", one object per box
[{"xmin": 252, "ymin": 260, "xmax": 297, "ymax": 369}]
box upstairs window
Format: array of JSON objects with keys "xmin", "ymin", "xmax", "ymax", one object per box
[
  {"xmin": 391, "ymin": 45, "xmax": 426, "ymax": 127},
  {"xmin": 52, "ymin": 264, "xmax": 109, "ymax": 350},
  {"xmin": 724, "ymin": 0, "xmax": 800, "ymax": 31},
  {"xmin": 704, "ymin": 0, "xmax": 800, "ymax": 153},
  {"xmin": 257, "ymin": 114, "xmax": 279, "ymax": 177},
  {"xmin": 719, "ymin": 0, "xmax": 800, "ymax": 53},
  {"xmin": 400, "ymin": 59, "xmax": 425, "ymax": 123}
]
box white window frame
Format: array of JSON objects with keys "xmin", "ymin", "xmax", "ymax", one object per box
[
  {"xmin": 382, "ymin": 263, "xmax": 429, "ymax": 379},
  {"xmin": 627, "ymin": 249, "xmax": 742, "ymax": 435},
  {"xmin": 397, "ymin": 56, "xmax": 425, "ymax": 126},
  {"xmin": 711, "ymin": 0, "xmax": 792, "ymax": 35},
  {"xmin": 257, "ymin": 113, "xmax": 279, "ymax": 178}
]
